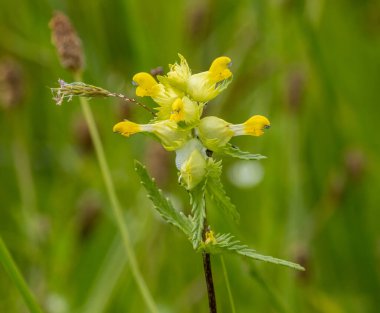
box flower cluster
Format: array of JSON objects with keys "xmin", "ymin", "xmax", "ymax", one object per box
[{"xmin": 113, "ymin": 55, "xmax": 270, "ymax": 190}]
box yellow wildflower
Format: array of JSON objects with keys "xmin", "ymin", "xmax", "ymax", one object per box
[
  {"xmin": 113, "ymin": 119, "xmax": 190, "ymax": 151},
  {"xmin": 198, "ymin": 115, "xmax": 270, "ymax": 151},
  {"xmin": 169, "ymin": 97, "xmax": 202, "ymax": 126},
  {"xmin": 187, "ymin": 56, "xmax": 232, "ymax": 102}
]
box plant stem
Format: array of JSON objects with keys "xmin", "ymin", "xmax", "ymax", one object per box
[
  {"xmin": 74, "ymin": 73, "xmax": 158, "ymax": 313},
  {"xmin": 0, "ymin": 236, "xmax": 44, "ymax": 313},
  {"xmin": 202, "ymin": 215, "xmax": 217, "ymax": 313},
  {"xmin": 202, "ymin": 252, "xmax": 217, "ymax": 313},
  {"xmin": 220, "ymin": 256, "xmax": 236, "ymax": 313}
]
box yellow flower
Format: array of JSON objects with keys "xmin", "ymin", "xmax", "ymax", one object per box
[
  {"xmin": 175, "ymin": 139, "xmax": 207, "ymax": 190},
  {"xmin": 198, "ymin": 115, "xmax": 270, "ymax": 151},
  {"xmin": 208, "ymin": 56, "xmax": 232, "ymax": 83},
  {"xmin": 229, "ymin": 115, "xmax": 271, "ymax": 137},
  {"xmin": 197, "ymin": 116, "xmax": 235, "ymax": 151},
  {"xmin": 133, "ymin": 72, "xmax": 180, "ymax": 110},
  {"xmin": 187, "ymin": 56, "xmax": 233, "ymax": 102},
  {"xmin": 169, "ymin": 97, "xmax": 203, "ymax": 126},
  {"xmin": 113, "ymin": 119, "xmax": 190, "ymax": 151},
  {"xmin": 205, "ymin": 229, "xmax": 217, "ymax": 245},
  {"xmin": 166, "ymin": 54, "xmax": 191, "ymax": 91},
  {"xmin": 133, "ymin": 72, "xmax": 161, "ymax": 97}
]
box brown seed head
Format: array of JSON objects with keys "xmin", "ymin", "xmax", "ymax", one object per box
[
  {"xmin": 0, "ymin": 58, "xmax": 24, "ymax": 109},
  {"xmin": 49, "ymin": 11, "xmax": 84, "ymax": 73}
]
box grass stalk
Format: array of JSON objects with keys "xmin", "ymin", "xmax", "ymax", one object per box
[
  {"xmin": 220, "ymin": 256, "xmax": 236, "ymax": 313},
  {"xmin": 74, "ymin": 73, "xmax": 158, "ymax": 313},
  {"xmin": 0, "ymin": 236, "xmax": 43, "ymax": 313}
]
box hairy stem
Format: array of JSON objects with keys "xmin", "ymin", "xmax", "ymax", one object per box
[
  {"xmin": 0, "ymin": 236, "xmax": 43, "ymax": 313},
  {"xmin": 202, "ymin": 252, "xmax": 217, "ymax": 313},
  {"xmin": 74, "ymin": 73, "xmax": 158, "ymax": 313},
  {"xmin": 202, "ymin": 215, "xmax": 217, "ymax": 313}
]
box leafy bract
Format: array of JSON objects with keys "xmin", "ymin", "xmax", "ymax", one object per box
[
  {"xmin": 205, "ymin": 159, "xmax": 239, "ymax": 223},
  {"xmin": 221, "ymin": 143, "xmax": 266, "ymax": 160},
  {"xmin": 203, "ymin": 233, "xmax": 305, "ymax": 271},
  {"xmin": 189, "ymin": 183, "xmax": 206, "ymax": 249},
  {"xmin": 135, "ymin": 161, "xmax": 192, "ymax": 237}
]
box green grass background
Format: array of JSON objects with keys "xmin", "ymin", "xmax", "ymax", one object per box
[{"xmin": 1, "ymin": 0, "xmax": 380, "ymax": 312}]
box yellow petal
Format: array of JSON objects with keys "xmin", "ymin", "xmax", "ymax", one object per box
[
  {"xmin": 170, "ymin": 98, "xmax": 185, "ymax": 122},
  {"xmin": 113, "ymin": 120, "xmax": 142, "ymax": 137},
  {"xmin": 132, "ymin": 72, "xmax": 160, "ymax": 97},
  {"xmin": 243, "ymin": 115, "xmax": 270, "ymax": 136},
  {"xmin": 208, "ymin": 56, "xmax": 232, "ymax": 83},
  {"xmin": 205, "ymin": 230, "xmax": 217, "ymax": 245}
]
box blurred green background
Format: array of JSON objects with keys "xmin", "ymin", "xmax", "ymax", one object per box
[{"xmin": 1, "ymin": 0, "xmax": 380, "ymax": 312}]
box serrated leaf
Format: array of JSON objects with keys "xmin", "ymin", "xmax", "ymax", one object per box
[
  {"xmin": 206, "ymin": 159, "xmax": 239, "ymax": 223},
  {"xmin": 134, "ymin": 161, "xmax": 192, "ymax": 237},
  {"xmin": 221, "ymin": 143, "xmax": 266, "ymax": 160},
  {"xmin": 203, "ymin": 233, "xmax": 305, "ymax": 271},
  {"xmin": 189, "ymin": 183, "xmax": 206, "ymax": 249}
]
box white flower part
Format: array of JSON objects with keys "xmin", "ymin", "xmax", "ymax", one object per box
[
  {"xmin": 175, "ymin": 138, "xmax": 206, "ymax": 169},
  {"xmin": 175, "ymin": 138, "xmax": 208, "ymax": 189}
]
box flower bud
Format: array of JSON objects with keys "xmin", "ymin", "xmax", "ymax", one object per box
[{"xmin": 175, "ymin": 139, "xmax": 207, "ymax": 190}]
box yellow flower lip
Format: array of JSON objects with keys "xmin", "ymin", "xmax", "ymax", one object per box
[
  {"xmin": 170, "ymin": 98, "xmax": 184, "ymax": 122},
  {"xmin": 208, "ymin": 56, "xmax": 233, "ymax": 83},
  {"xmin": 132, "ymin": 72, "xmax": 160, "ymax": 97},
  {"xmin": 113, "ymin": 120, "xmax": 141, "ymax": 137},
  {"xmin": 205, "ymin": 229, "xmax": 217, "ymax": 245},
  {"xmin": 243, "ymin": 115, "xmax": 270, "ymax": 136}
]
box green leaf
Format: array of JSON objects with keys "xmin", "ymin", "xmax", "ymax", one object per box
[
  {"xmin": 206, "ymin": 159, "xmax": 240, "ymax": 223},
  {"xmin": 204, "ymin": 233, "xmax": 305, "ymax": 271},
  {"xmin": 221, "ymin": 143, "xmax": 266, "ymax": 160},
  {"xmin": 189, "ymin": 183, "xmax": 206, "ymax": 249},
  {"xmin": 134, "ymin": 161, "xmax": 192, "ymax": 237}
]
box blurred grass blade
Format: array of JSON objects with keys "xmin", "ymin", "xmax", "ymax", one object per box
[
  {"xmin": 249, "ymin": 265, "xmax": 288, "ymax": 313},
  {"xmin": 75, "ymin": 73, "xmax": 158, "ymax": 313},
  {"xmin": 0, "ymin": 236, "xmax": 44, "ymax": 313},
  {"xmin": 220, "ymin": 256, "xmax": 236, "ymax": 313},
  {"xmin": 81, "ymin": 236, "xmax": 127, "ymax": 313}
]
